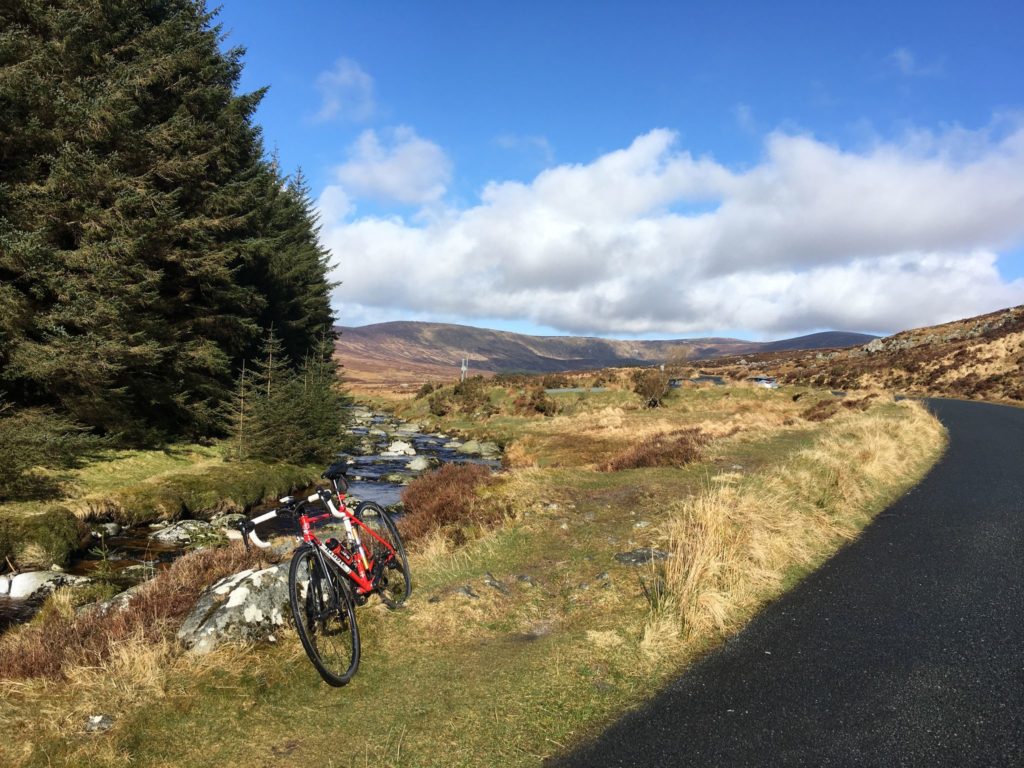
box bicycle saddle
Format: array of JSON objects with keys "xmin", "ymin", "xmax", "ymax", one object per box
[{"xmin": 322, "ymin": 458, "xmax": 352, "ymax": 480}]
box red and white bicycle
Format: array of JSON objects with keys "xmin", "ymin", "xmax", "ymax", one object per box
[{"xmin": 238, "ymin": 460, "xmax": 411, "ymax": 686}]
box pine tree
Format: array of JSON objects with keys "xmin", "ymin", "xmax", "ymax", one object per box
[
  {"xmin": 226, "ymin": 328, "xmax": 349, "ymax": 464},
  {"xmin": 0, "ymin": 1, "xmax": 337, "ymax": 442}
]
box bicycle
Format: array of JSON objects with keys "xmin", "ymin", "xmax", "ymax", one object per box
[{"xmin": 238, "ymin": 460, "xmax": 412, "ymax": 686}]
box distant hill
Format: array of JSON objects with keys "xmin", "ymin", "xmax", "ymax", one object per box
[
  {"xmin": 704, "ymin": 305, "xmax": 1024, "ymax": 403},
  {"xmin": 333, "ymin": 321, "xmax": 877, "ymax": 387}
]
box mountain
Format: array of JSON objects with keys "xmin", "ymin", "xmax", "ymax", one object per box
[
  {"xmin": 703, "ymin": 305, "xmax": 1024, "ymax": 403},
  {"xmin": 333, "ymin": 321, "xmax": 877, "ymax": 387}
]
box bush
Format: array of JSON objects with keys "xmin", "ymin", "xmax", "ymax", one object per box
[
  {"xmin": 513, "ymin": 386, "xmax": 558, "ymax": 417},
  {"xmin": 632, "ymin": 369, "xmax": 669, "ymax": 407},
  {"xmin": 416, "ymin": 381, "xmax": 438, "ymax": 398},
  {"xmin": 541, "ymin": 374, "xmax": 570, "ymax": 389},
  {"xmin": 428, "ymin": 391, "xmax": 453, "ymax": 417},
  {"xmin": 801, "ymin": 400, "xmax": 842, "ymax": 422},
  {"xmin": 424, "ymin": 377, "xmax": 497, "ymax": 418},
  {"xmin": 600, "ymin": 428, "xmax": 708, "ymax": 472},
  {"xmin": 399, "ymin": 463, "xmax": 498, "ymax": 542}
]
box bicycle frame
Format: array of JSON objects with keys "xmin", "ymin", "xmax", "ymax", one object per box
[{"xmin": 296, "ymin": 494, "xmax": 399, "ymax": 598}]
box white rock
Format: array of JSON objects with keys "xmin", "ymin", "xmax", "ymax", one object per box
[
  {"xmin": 382, "ymin": 440, "xmax": 416, "ymax": 456},
  {"xmin": 3, "ymin": 571, "xmax": 90, "ymax": 600},
  {"xmin": 178, "ymin": 563, "xmax": 297, "ymax": 654}
]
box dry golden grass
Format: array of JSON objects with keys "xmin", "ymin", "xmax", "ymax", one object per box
[{"xmin": 659, "ymin": 400, "xmax": 944, "ymax": 644}]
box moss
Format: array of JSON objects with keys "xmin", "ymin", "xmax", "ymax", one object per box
[
  {"xmin": 95, "ymin": 461, "xmax": 317, "ymax": 526},
  {"xmin": 0, "ymin": 505, "xmax": 88, "ymax": 568}
]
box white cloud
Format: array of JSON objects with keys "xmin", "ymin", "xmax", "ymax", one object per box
[
  {"xmin": 495, "ymin": 134, "xmax": 555, "ymax": 165},
  {"xmin": 332, "ymin": 126, "xmax": 451, "ymax": 206},
  {"xmin": 322, "ymin": 121, "xmax": 1024, "ymax": 335},
  {"xmin": 314, "ymin": 58, "xmax": 375, "ymax": 122},
  {"xmin": 889, "ymin": 47, "xmax": 943, "ymax": 78},
  {"xmin": 732, "ymin": 103, "xmax": 755, "ymax": 133}
]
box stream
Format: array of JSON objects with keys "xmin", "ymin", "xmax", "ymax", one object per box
[{"xmin": 0, "ymin": 405, "xmax": 500, "ymax": 632}]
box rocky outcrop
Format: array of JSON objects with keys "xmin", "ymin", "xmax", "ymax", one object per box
[{"xmin": 177, "ymin": 564, "xmax": 295, "ymax": 654}]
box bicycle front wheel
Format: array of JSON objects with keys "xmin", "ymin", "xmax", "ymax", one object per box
[
  {"xmin": 288, "ymin": 544, "xmax": 360, "ymax": 686},
  {"xmin": 356, "ymin": 501, "xmax": 412, "ymax": 608}
]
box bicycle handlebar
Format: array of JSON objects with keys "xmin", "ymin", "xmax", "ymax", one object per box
[{"xmin": 237, "ymin": 489, "xmax": 344, "ymax": 549}]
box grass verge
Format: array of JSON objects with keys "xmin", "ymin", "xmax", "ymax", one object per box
[{"xmin": 0, "ymin": 390, "xmax": 945, "ymax": 767}]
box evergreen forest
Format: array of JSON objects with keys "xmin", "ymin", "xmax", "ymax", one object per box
[{"xmin": 0, "ymin": 0, "xmax": 345, "ymax": 493}]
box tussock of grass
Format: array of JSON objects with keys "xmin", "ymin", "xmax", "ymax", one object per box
[
  {"xmin": 0, "ymin": 543, "xmax": 274, "ymax": 680},
  {"xmin": 599, "ymin": 428, "xmax": 709, "ymax": 471},
  {"xmin": 660, "ymin": 400, "xmax": 945, "ymax": 642},
  {"xmin": 801, "ymin": 399, "xmax": 841, "ymax": 421}
]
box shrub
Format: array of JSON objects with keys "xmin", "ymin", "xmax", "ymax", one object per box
[
  {"xmin": 842, "ymin": 394, "xmax": 878, "ymax": 412},
  {"xmin": 541, "ymin": 374, "xmax": 570, "ymax": 389},
  {"xmin": 600, "ymin": 428, "xmax": 708, "ymax": 472},
  {"xmin": 0, "ymin": 543, "xmax": 273, "ymax": 680},
  {"xmin": 633, "ymin": 369, "xmax": 670, "ymax": 407},
  {"xmin": 416, "ymin": 381, "xmax": 438, "ymax": 398},
  {"xmin": 399, "ymin": 463, "xmax": 498, "ymax": 542},
  {"xmin": 801, "ymin": 399, "xmax": 841, "ymax": 422},
  {"xmin": 513, "ymin": 386, "xmax": 558, "ymax": 416}
]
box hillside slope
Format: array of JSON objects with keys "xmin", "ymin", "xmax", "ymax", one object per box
[
  {"xmin": 707, "ymin": 305, "xmax": 1024, "ymax": 402},
  {"xmin": 334, "ymin": 321, "xmax": 876, "ymax": 386}
]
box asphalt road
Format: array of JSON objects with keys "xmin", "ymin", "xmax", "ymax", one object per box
[{"xmin": 555, "ymin": 399, "xmax": 1024, "ymax": 767}]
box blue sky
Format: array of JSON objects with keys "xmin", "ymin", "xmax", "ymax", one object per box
[{"xmin": 217, "ymin": 1, "xmax": 1024, "ymax": 339}]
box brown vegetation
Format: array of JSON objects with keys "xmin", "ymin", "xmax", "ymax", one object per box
[
  {"xmin": 801, "ymin": 400, "xmax": 841, "ymax": 422},
  {"xmin": 599, "ymin": 428, "xmax": 709, "ymax": 471},
  {"xmin": 399, "ymin": 463, "xmax": 500, "ymax": 543},
  {"xmin": 0, "ymin": 544, "xmax": 274, "ymax": 680},
  {"xmin": 704, "ymin": 305, "xmax": 1024, "ymax": 404}
]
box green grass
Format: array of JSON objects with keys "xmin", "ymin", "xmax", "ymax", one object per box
[{"xmin": 0, "ymin": 443, "xmax": 319, "ymax": 569}]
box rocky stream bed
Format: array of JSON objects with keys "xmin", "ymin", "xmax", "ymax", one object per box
[{"xmin": 0, "ymin": 405, "xmax": 500, "ymax": 633}]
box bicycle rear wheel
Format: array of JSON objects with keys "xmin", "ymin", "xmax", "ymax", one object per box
[
  {"xmin": 288, "ymin": 544, "xmax": 360, "ymax": 686},
  {"xmin": 356, "ymin": 501, "xmax": 412, "ymax": 608}
]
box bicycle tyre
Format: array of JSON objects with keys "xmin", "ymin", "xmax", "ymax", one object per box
[
  {"xmin": 288, "ymin": 544, "xmax": 360, "ymax": 686},
  {"xmin": 355, "ymin": 501, "xmax": 412, "ymax": 608}
]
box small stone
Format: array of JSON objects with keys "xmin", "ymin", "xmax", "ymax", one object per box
[
  {"xmin": 453, "ymin": 585, "xmax": 480, "ymax": 599},
  {"xmin": 595, "ymin": 571, "xmax": 610, "ymax": 581},
  {"xmin": 516, "ymin": 574, "xmax": 537, "ymax": 587},
  {"xmin": 633, "ymin": 520, "xmax": 650, "ymax": 529},
  {"xmin": 85, "ymin": 714, "xmax": 114, "ymax": 733},
  {"xmin": 614, "ymin": 548, "xmax": 670, "ymax": 566},
  {"xmin": 483, "ymin": 572, "xmax": 509, "ymax": 595}
]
